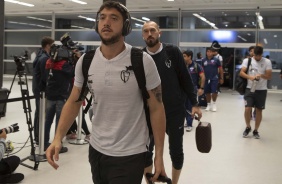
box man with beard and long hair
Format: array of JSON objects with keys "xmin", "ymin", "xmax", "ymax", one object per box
[
  {"xmin": 46, "ymin": 2, "xmax": 167, "ymax": 183},
  {"xmin": 142, "ymin": 21, "xmax": 202, "ymax": 184}
]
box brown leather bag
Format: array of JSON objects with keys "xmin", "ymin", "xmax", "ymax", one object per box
[{"xmin": 195, "ymin": 121, "xmax": 212, "ymax": 153}]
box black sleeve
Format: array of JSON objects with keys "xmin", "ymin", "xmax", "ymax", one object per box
[
  {"xmin": 173, "ymin": 46, "xmax": 198, "ymax": 106},
  {"xmin": 39, "ymin": 56, "xmax": 49, "ymax": 92}
]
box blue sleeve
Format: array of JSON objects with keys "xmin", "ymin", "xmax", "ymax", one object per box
[{"xmin": 173, "ymin": 46, "xmax": 198, "ymax": 106}]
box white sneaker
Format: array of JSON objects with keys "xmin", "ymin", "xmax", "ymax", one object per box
[
  {"xmin": 205, "ymin": 103, "xmax": 211, "ymax": 111},
  {"xmin": 186, "ymin": 126, "xmax": 192, "ymax": 132},
  {"xmin": 212, "ymin": 103, "xmax": 217, "ymax": 112}
]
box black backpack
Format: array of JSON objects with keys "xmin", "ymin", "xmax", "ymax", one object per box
[
  {"xmin": 76, "ymin": 47, "xmax": 153, "ymax": 134},
  {"xmin": 235, "ymin": 58, "xmax": 251, "ymax": 95}
]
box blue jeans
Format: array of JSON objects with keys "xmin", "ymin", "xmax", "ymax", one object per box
[{"xmin": 44, "ymin": 99, "xmax": 65, "ymax": 149}]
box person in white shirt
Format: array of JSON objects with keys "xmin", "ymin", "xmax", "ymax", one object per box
[{"xmin": 240, "ymin": 46, "xmax": 272, "ymax": 139}]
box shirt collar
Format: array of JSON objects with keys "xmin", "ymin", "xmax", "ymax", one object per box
[{"xmin": 146, "ymin": 43, "xmax": 163, "ymax": 55}]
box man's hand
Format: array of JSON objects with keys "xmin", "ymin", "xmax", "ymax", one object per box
[
  {"xmin": 0, "ymin": 129, "xmax": 7, "ymax": 139},
  {"xmin": 197, "ymin": 88, "xmax": 204, "ymax": 96},
  {"xmin": 152, "ymin": 155, "xmax": 167, "ymax": 182},
  {"xmin": 192, "ymin": 106, "xmax": 202, "ymax": 120},
  {"xmin": 46, "ymin": 139, "xmax": 62, "ymax": 170},
  {"xmin": 219, "ymin": 78, "xmax": 224, "ymax": 84}
]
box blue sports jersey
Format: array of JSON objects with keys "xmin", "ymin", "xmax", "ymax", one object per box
[
  {"xmin": 187, "ymin": 61, "xmax": 204, "ymax": 88},
  {"xmin": 202, "ymin": 57, "xmax": 221, "ymax": 80}
]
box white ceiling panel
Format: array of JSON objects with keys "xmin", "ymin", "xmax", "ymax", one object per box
[{"xmin": 4, "ymin": 0, "xmax": 282, "ymax": 14}]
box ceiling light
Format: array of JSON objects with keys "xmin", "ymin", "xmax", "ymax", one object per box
[
  {"xmin": 247, "ymin": 33, "xmax": 251, "ymax": 36},
  {"xmin": 7, "ymin": 21, "xmax": 51, "ymax": 28},
  {"xmin": 244, "ymin": 25, "xmax": 247, "ymax": 28},
  {"xmin": 27, "ymin": 16, "xmax": 52, "ymax": 22},
  {"xmin": 69, "ymin": 0, "xmax": 87, "ymax": 5},
  {"xmin": 256, "ymin": 12, "xmax": 264, "ymax": 29},
  {"xmin": 193, "ymin": 13, "xmax": 218, "ymax": 29},
  {"xmin": 135, "ymin": 23, "xmax": 143, "ymax": 27},
  {"xmin": 237, "ymin": 35, "xmax": 247, "ymax": 42},
  {"xmin": 78, "ymin": 15, "xmax": 95, "ymax": 22},
  {"xmin": 225, "ymin": 25, "xmax": 228, "ymax": 27},
  {"xmin": 274, "ymin": 35, "xmax": 277, "ymax": 38},
  {"xmin": 264, "ymin": 38, "xmax": 268, "ymax": 44},
  {"xmin": 167, "ymin": 0, "xmax": 174, "ymax": 1},
  {"xmin": 4, "ymin": 0, "xmax": 34, "ymax": 7},
  {"xmin": 131, "ymin": 17, "xmax": 145, "ymax": 23},
  {"xmin": 142, "ymin": 17, "xmax": 150, "ymax": 21}
]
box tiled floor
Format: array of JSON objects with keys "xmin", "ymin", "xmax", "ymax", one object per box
[{"xmin": 1, "ymin": 78, "xmax": 282, "ymax": 184}]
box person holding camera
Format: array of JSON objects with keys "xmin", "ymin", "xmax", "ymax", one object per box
[
  {"xmin": 32, "ymin": 36, "xmax": 55, "ymax": 145},
  {"xmin": 0, "ymin": 129, "xmax": 24, "ymax": 183},
  {"xmin": 43, "ymin": 46, "xmax": 74, "ymax": 153}
]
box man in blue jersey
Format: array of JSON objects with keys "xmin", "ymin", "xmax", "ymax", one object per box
[
  {"xmin": 183, "ymin": 50, "xmax": 205, "ymax": 132},
  {"xmin": 202, "ymin": 47, "xmax": 224, "ymax": 112}
]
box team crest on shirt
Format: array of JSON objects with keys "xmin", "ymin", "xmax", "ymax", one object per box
[
  {"xmin": 165, "ymin": 59, "xmax": 172, "ymax": 68},
  {"xmin": 211, "ymin": 60, "xmax": 215, "ymax": 63}
]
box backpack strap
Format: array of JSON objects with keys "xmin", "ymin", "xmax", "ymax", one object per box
[
  {"xmin": 76, "ymin": 49, "xmax": 96, "ymax": 102},
  {"xmin": 246, "ymin": 57, "xmax": 251, "ymax": 73},
  {"xmin": 131, "ymin": 47, "xmax": 152, "ymax": 135},
  {"xmin": 131, "ymin": 47, "xmax": 150, "ymax": 100}
]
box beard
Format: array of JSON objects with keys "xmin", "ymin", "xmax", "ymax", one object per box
[
  {"xmin": 99, "ymin": 31, "xmax": 122, "ymax": 46},
  {"xmin": 145, "ymin": 37, "xmax": 160, "ymax": 48}
]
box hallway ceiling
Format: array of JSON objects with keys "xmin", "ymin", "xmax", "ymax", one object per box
[{"xmin": 4, "ymin": 0, "xmax": 282, "ymax": 14}]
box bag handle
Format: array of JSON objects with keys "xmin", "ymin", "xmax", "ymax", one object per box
[{"xmin": 186, "ymin": 110, "xmax": 201, "ymax": 125}]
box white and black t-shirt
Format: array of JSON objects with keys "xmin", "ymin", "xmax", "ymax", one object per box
[
  {"xmin": 74, "ymin": 43, "xmax": 161, "ymax": 156},
  {"xmin": 242, "ymin": 57, "xmax": 272, "ymax": 90}
]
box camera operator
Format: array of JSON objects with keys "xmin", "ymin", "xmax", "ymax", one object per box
[
  {"xmin": 32, "ymin": 36, "xmax": 55, "ymax": 145},
  {"xmin": 43, "ymin": 43, "xmax": 75, "ymax": 153},
  {"xmin": 0, "ymin": 130, "xmax": 24, "ymax": 183}
]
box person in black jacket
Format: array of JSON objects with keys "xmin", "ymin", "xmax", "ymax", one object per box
[
  {"xmin": 32, "ymin": 36, "xmax": 54, "ymax": 144},
  {"xmin": 43, "ymin": 51, "xmax": 74, "ymax": 152},
  {"xmin": 142, "ymin": 21, "xmax": 202, "ymax": 184}
]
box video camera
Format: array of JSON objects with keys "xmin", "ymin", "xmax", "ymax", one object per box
[
  {"xmin": 0, "ymin": 123, "xmax": 19, "ymax": 134},
  {"xmin": 13, "ymin": 51, "xmax": 28, "ymax": 73},
  {"xmin": 50, "ymin": 33, "xmax": 84, "ymax": 63}
]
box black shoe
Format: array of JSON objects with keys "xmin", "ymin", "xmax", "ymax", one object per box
[
  {"xmin": 0, "ymin": 173, "xmax": 24, "ymax": 183},
  {"xmin": 59, "ymin": 146, "xmax": 68, "ymax": 154},
  {"xmin": 253, "ymin": 130, "xmax": 260, "ymax": 139},
  {"xmin": 243, "ymin": 127, "xmax": 251, "ymax": 138}
]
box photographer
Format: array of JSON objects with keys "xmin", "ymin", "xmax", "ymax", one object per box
[
  {"xmin": 32, "ymin": 36, "xmax": 55, "ymax": 145},
  {"xmin": 0, "ymin": 130, "xmax": 23, "ymax": 183},
  {"xmin": 43, "ymin": 38, "xmax": 76, "ymax": 152}
]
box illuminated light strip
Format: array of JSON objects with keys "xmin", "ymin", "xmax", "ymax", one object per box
[
  {"xmin": 131, "ymin": 17, "xmax": 146, "ymax": 23},
  {"xmin": 69, "ymin": 0, "xmax": 87, "ymax": 5},
  {"xmin": 78, "ymin": 15, "xmax": 96, "ymax": 22},
  {"xmin": 193, "ymin": 13, "xmax": 218, "ymax": 29},
  {"xmin": 4, "ymin": 0, "xmax": 34, "ymax": 7},
  {"xmin": 7, "ymin": 21, "xmax": 51, "ymax": 28},
  {"xmin": 27, "ymin": 16, "xmax": 52, "ymax": 22}
]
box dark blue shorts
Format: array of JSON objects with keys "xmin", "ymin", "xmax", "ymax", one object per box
[{"xmin": 204, "ymin": 79, "xmax": 218, "ymax": 94}]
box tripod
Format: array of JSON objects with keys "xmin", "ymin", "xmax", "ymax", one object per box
[{"xmin": 9, "ymin": 70, "xmax": 39, "ymax": 170}]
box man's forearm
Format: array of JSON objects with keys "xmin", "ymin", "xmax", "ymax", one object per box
[
  {"xmin": 150, "ymin": 105, "xmax": 166, "ymax": 157},
  {"xmin": 54, "ymin": 100, "xmax": 82, "ymax": 141}
]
